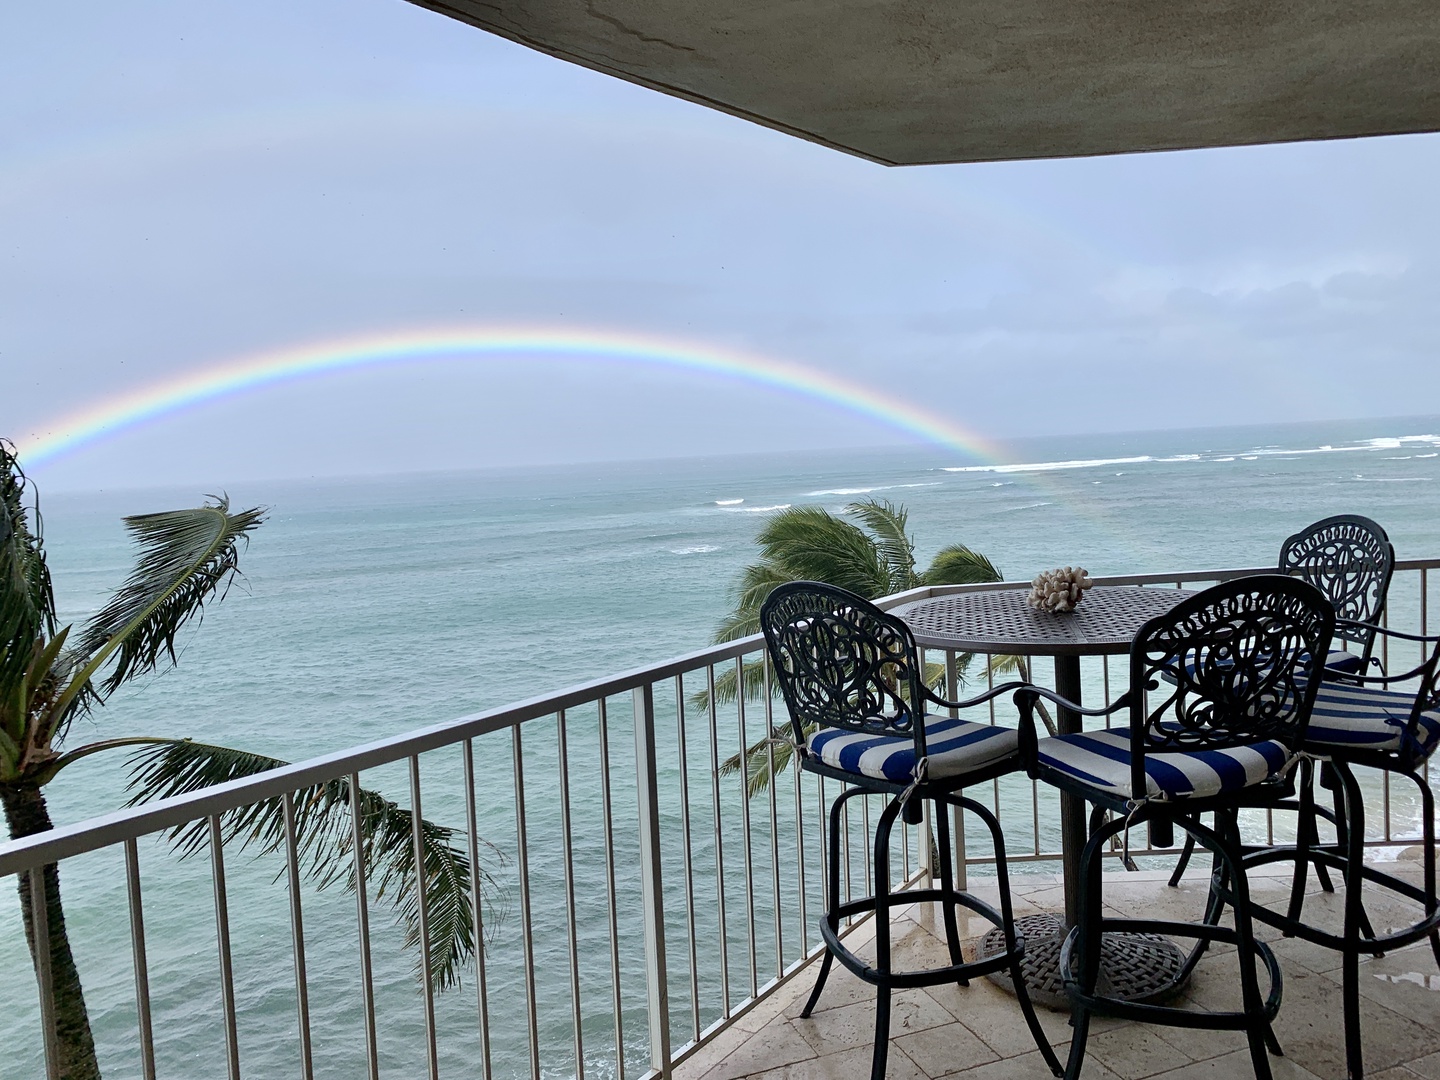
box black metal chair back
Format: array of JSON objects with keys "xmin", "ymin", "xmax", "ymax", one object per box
[
  {"xmin": 1127, "ymin": 575, "xmax": 1334, "ymax": 799},
  {"xmin": 1279, "ymin": 514, "xmax": 1393, "ymax": 661},
  {"xmin": 761, "ymin": 580, "xmax": 927, "ymax": 756}
]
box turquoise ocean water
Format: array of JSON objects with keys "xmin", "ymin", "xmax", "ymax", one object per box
[{"xmin": 6, "ymin": 416, "xmax": 1440, "ymax": 1078}]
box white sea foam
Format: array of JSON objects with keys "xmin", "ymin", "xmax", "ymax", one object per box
[
  {"xmin": 1241, "ymin": 456, "xmax": 1259, "ymax": 461},
  {"xmin": 1418, "ymin": 453, "xmax": 1439, "ymax": 459},
  {"xmin": 1157, "ymin": 454, "xmax": 1202, "ymax": 463},
  {"xmin": 945, "ymin": 455, "xmax": 1151, "ymax": 474},
  {"xmin": 714, "ymin": 498, "xmax": 744, "ymax": 506},
  {"xmin": 725, "ymin": 503, "xmax": 791, "ymax": 513},
  {"xmin": 1213, "ymin": 457, "xmax": 1236, "ymax": 462},
  {"xmin": 805, "ymin": 482, "xmax": 943, "ymax": 496},
  {"xmin": 998, "ymin": 502, "xmax": 1052, "ymax": 513},
  {"xmin": 670, "ymin": 544, "xmax": 720, "ymax": 555},
  {"xmin": 1353, "ymin": 477, "xmax": 1430, "ymax": 483}
]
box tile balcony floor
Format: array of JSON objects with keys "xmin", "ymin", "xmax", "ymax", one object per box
[{"xmin": 676, "ymin": 858, "xmax": 1440, "ymax": 1080}]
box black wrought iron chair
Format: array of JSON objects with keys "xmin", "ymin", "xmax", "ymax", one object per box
[
  {"xmin": 760, "ymin": 581, "xmax": 1062, "ymax": 1080},
  {"xmin": 1233, "ymin": 621, "xmax": 1440, "ymax": 1079},
  {"xmin": 1014, "ymin": 575, "xmax": 1334, "ymax": 1080},
  {"xmin": 1279, "ymin": 513, "xmax": 1394, "ymax": 675},
  {"xmin": 1166, "ymin": 513, "xmax": 1394, "ymax": 887}
]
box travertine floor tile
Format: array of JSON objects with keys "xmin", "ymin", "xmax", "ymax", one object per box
[
  {"xmin": 1086, "ymin": 1026, "xmax": 1196, "ymax": 1080},
  {"xmin": 676, "ymin": 867, "xmax": 1440, "ymax": 1080},
  {"xmin": 791, "ymin": 989, "xmax": 956, "ymax": 1056}
]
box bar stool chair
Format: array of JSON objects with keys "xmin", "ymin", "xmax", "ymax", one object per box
[
  {"xmin": 1015, "ymin": 575, "xmax": 1334, "ymax": 1080},
  {"xmin": 1235, "ymin": 620, "xmax": 1440, "ymax": 1079},
  {"xmin": 1167, "ymin": 514, "xmax": 1394, "ymax": 887},
  {"xmin": 760, "ymin": 581, "xmax": 1062, "ymax": 1080}
]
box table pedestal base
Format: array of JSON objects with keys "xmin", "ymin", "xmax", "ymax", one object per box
[{"xmin": 976, "ymin": 913, "xmax": 1190, "ymax": 1011}]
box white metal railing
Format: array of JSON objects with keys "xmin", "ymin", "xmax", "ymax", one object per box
[{"xmin": 1, "ymin": 560, "xmax": 1436, "ymax": 1079}]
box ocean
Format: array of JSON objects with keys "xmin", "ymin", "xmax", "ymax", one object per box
[{"xmin": 6, "ymin": 415, "xmax": 1440, "ymax": 1078}]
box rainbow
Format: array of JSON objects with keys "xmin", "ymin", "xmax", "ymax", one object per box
[{"xmin": 16, "ymin": 326, "xmax": 1005, "ymax": 467}]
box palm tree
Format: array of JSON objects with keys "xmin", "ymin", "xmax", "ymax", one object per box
[
  {"xmin": 706, "ymin": 498, "xmax": 1052, "ymax": 795},
  {"xmin": 0, "ymin": 442, "xmax": 493, "ymax": 1080}
]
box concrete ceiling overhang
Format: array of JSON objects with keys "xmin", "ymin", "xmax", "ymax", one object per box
[{"xmin": 411, "ymin": 0, "xmax": 1440, "ymax": 164}]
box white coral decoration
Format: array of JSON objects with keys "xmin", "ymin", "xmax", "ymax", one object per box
[{"xmin": 1027, "ymin": 566, "xmax": 1094, "ymax": 613}]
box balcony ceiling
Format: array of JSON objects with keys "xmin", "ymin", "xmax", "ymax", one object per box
[{"xmin": 411, "ymin": 0, "xmax": 1440, "ymax": 165}]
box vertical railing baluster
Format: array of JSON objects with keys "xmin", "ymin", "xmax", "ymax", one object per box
[
  {"xmin": 555, "ymin": 714, "xmax": 585, "ymax": 1080},
  {"xmin": 209, "ymin": 816, "xmax": 241, "ymax": 1080},
  {"xmin": 462, "ymin": 740, "xmax": 494, "ymax": 1080},
  {"xmin": 408, "ymin": 758, "xmax": 439, "ymax": 1080},
  {"xmin": 674, "ymin": 676, "xmax": 702, "ymax": 1043},
  {"xmin": 598, "ymin": 699, "xmax": 626, "ymax": 1080},
  {"xmin": 706, "ymin": 665, "xmax": 730, "ymax": 1015},
  {"xmin": 794, "ymin": 715, "xmax": 808, "ymax": 955},
  {"xmin": 634, "ymin": 683, "xmax": 673, "ymax": 1078},
  {"xmin": 348, "ymin": 774, "xmax": 380, "ymax": 1080},
  {"xmin": 763, "ymin": 655, "xmax": 783, "ymax": 978},
  {"xmin": 736, "ymin": 657, "xmax": 758, "ymax": 998},
  {"xmin": 282, "ymin": 792, "xmax": 315, "ymax": 1080},
  {"xmin": 945, "ymin": 649, "xmax": 966, "ymax": 889},
  {"xmin": 861, "ymin": 791, "xmax": 871, "ymax": 900},
  {"xmin": 840, "ymin": 783, "xmax": 852, "ymax": 920},
  {"xmin": 29, "ymin": 868, "xmax": 60, "ymax": 1080},
  {"xmin": 513, "ymin": 726, "xmax": 542, "ymax": 1080},
  {"xmin": 124, "ymin": 839, "xmax": 157, "ymax": 1080}
]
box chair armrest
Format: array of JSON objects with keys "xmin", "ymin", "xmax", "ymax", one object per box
[
  {"xmin": 1336, "ymin": 618, "xmax": 1440, "ymax": 645},
  {"xmin": 1011, "ymin": 684, "xmax": 1134, "ymax": 773},
  {"xmin": 922, "ymin": 679, "xmax": 1027, "ymax": 712},
  {"xmin": 1320, "ymin": 656, "xmax": 1435, "ymax": 685}
]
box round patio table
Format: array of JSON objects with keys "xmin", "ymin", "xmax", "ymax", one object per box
[{"xmin": 893, "ymin": 584, "xmax": 1195, "ymax": 1007}]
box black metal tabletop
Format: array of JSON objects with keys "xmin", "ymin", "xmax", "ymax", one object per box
[{"xmin": 895, "ymin": 585, "xmax": 1194, "ymax": 657}]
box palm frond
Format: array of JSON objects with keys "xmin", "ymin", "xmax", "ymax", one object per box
[
  {"xmin": 718, "ymin": 724, "xmax": 811, "ymax": 797},
  {"xmin": 124, "ymin": 739, "xmax": 504, "ymax": 990},
  {"xmin": 0, "ymin": 441, "xmax": 56, "ymax": 712},
  {"xmin": 922, "ymin": 543, "xmax": 1003, "ymax": 586},
  {"xmin": 844, "ymin": 499, "xmax": 916, "ymax": 592},
  {"xmin": 66, "ymin": 500, "xmax": 265, "ymax": 711},
  {"xmin": 689, "ymin": 660, "xmax": 770, "ymax": 711},
  {"xmin": 752, "ymin": 507, "xmax": 889, "ymax": 597}
]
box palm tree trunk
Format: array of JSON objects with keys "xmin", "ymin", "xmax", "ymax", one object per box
[{"xmin": 2, "ymin": 785, "xmax": 102, "ymax": 1080}]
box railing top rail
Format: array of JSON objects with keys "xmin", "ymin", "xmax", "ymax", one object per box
[{"xmin": 5, "ymin": 558, "xmax": 1436, "ymax": 875}]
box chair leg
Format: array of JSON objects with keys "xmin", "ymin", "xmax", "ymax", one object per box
[
  {"xmin": 1417, "ymin": 774, "xmax": 1440, "ymax": 971},
  {"xmin": 1334, "ymin": 763, "xmax": 1368, "ymax": 1080},
  {"xmin": 869, "ymin": 797, "xmax": 905, "ymax": 1080},
  {"xmin": 1213, "ymin": 816, "xmax": 1277, "ymax": 1080},
  {"xmin": 1286, "ymin": 758, "xmax": 1319, "ymax": 926},
  {"xmin": 959, "ymin": 796, "xmax": 1062, "ymax": 1076},
  {"xmin": 932, "ymin": 802, "xmax": 967, "ymax": 977},
  {"xmin": 801, "ymin": 788, "xmax": 852, "ymax": 1018},
  {"xmin": 1168, "ymin": 832, "xmax": 1196, "ymax": 887},
  {"xmin": 1062, "ymin": 821, "xmax": 1109, "ymax": 1080}
]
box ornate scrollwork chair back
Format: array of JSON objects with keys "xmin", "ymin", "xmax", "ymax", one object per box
[
  {"xmin": 762, "ymin": 581, "xmax": 925, "ymax": 747},
  {"xmin": 1132, "ymin": 576, "xmax": 1335, "ymax": 771},
  {"xmin": 1279, "ymin": 514, "xmax": 1393, "ymax": 665}
]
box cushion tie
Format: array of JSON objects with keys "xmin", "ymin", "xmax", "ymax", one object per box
[{"xmin": 897, "ymin": 755, "xmax": 930, "ymax": 821}]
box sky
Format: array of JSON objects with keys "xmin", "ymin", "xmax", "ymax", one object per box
[{"xmin": 3, "ymin": 0, "xmax": 1439, "ymax": 491}]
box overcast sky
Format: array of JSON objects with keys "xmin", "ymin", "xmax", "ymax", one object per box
[{"xmin": 4, "ymin": 1, "xmax": 1439, "ymax": 491}]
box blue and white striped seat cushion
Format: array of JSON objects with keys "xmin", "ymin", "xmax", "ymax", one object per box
[
  {"xmin": 1171, "ymin": 649, "xmax": 1362, "ymax": 682},
  {"xmin": 1323, "ymin": 650, "xmax": 1364, "ymax": 675},
  {"xmin": 1303, "ymin": 681, "xmax": 1440, "ymax": 755},
  {"xmin": 807, "ymin": 716, "xmax": 1019, "ymax": 782},
  {"xmin": 1034, "ymin": 727, "xmax": 1290, "ymax": 800}
]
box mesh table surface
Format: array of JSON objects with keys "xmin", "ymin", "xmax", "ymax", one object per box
[{"xmin": 895, "ymin": 585, "xmax": 1194, "ymax": 656}]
